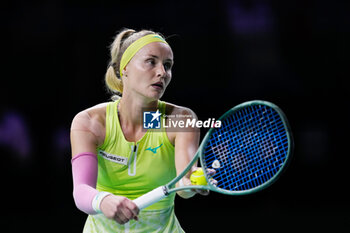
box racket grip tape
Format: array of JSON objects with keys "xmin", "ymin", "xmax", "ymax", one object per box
[{"xmin": 133, "ymin": 186, "xmax": 168, "ymax": 210}]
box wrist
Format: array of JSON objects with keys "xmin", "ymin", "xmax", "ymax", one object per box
[{"xmin": 92, "ymin": 191, "xmax": 112, "ymax": 214}]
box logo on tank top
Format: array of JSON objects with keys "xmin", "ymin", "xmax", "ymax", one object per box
[
  {"xmin": 145, "ymin": 144, "xmax": 163, "ymax": 154},
  {"xmin": 143, "ymin": 110, "xmax": 161, "ymax": 129},
  {"xmin": 98, "ymin": 150, "xmax": 128, "ymax": 165}
]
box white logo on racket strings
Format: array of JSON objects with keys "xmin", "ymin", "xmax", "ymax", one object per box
[
  {"xmin": 99, "ymin": 150, "xmax": 128, "ymax": 165},
  {"xmin": 212, "ymin": 160, "xmax": 221, "ymax": 169}
]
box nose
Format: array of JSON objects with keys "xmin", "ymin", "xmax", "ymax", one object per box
[{"xmin": 156, "ymin": 63, "xmax": 166, "ymax": 78}]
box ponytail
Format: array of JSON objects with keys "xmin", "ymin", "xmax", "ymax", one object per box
[
  {"xmin": 105, "ymin": 29, "xmax": 135, "ymax": 96},
  {"xmin": 105, "ymin": 64, "xmax": 123, "ymax": 96}
]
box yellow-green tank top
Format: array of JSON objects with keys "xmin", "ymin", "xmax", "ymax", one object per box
[{"xmin": 96, "ymin": 99, "xmax": 176, "ymax": 210}]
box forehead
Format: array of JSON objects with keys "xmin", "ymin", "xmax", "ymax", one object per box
[{"xmin": 136, "ymin": 42, "xmax": 173, "ymax": 59}]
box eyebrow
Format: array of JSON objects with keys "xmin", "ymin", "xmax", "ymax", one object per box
[{"xmin": 147, "ymin": 54, "xmax": 173, "ymax": 63}]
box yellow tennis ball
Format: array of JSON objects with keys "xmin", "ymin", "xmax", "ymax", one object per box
[{"xmin": 190, "ymin": 168, "xmax": 207, "ymax": 185}]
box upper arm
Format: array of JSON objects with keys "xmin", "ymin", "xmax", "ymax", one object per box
[
  {"xmin": 70, "ymin": 111, "xmax": 104, "ymax": 157},
  {"xmin": 173, "ymin": 107, "xmax": 200, "ymax": 177}
]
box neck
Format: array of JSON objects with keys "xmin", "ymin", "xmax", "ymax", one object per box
[{"xmin": 118, "ymin": 93, "xmax": 158, "ymax": 128}]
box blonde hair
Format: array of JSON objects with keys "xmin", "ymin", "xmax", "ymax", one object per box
[{"xmin": 105, "ymin": 28, "xmax": 167, "ymax": 99}]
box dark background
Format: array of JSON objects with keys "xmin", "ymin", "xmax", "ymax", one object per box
[{"xmin": 1, "ymin": 0, "xmax": 349, "ymax": 232}]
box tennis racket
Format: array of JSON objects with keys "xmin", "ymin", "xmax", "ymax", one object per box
[{"xmin": 134, "ymin": 100, "xmax": 293, "ymax": 210}]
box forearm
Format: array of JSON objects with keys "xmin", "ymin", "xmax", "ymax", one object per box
[
  {"xmin": 71, "ymin": 152, "xmax": 101, "ymax": 215},
  {"xmin": 73, "ymin": 183, "xmax": 99, "ymax": 214}
]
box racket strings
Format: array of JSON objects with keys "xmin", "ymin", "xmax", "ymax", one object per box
[
  {"xmin": 228, "ymin": 111, "xmax": 287, "ymax": 189},
  {"xmin": 203, "ymin": 104, "xmax": 289, "ymax": 191},
  {"xmin": 229, "ymin": 108, "xmax": 287, "ymax": 188}
]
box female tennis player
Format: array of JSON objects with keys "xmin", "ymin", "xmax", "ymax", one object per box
[{"xmin": 70, "ymin": 28, "xmax": 210, "ymax": 232}]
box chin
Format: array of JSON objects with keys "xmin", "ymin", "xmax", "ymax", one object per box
[
  {"xmin": 144, "ymin": 92, "xmax": 163, "ymax": 101},
  {"xmin": 148, "ymin": 91, "xmax": 164, "ymax": 100},
  {"xmin": 140, "ymin": 86, "xmax": 166, "ymax": 101},
  {"xmin": 152, "ymin": 93, "xmax": 164, "ymax": 100}
]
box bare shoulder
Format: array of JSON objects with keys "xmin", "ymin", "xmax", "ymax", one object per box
[
  {"xmin": 164, "ymin": 102, "xmax": 198, "ymax": 120},
  {"xmin": 71, "ymin": 102, "xmax": 110, "ymax": 143},
  {"xmin": 85, "ymin": 102, "xmax": 109, "ymax": 123},
  {"xmin": 162, "ymin": 102, "xmax": 199, "ymax": 145},
  {"xmin": 72, "ymin": 102, "xmax": 108, "ymax": 125}
]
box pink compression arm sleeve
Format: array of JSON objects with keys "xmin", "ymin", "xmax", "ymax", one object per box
[{"xmin": 71, "ymin": 152, "xmax": 99, "ymax": 215}]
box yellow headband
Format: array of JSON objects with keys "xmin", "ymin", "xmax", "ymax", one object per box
[{"xmin": 119, "ymin": 34, "xmax": 168, "ymax": 77}]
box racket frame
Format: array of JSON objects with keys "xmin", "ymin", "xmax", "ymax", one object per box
[{"xmin": 166, "ymin": 100, "xmax": 293, "ymax": 195}]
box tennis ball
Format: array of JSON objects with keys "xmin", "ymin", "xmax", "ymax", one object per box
[{"xmin": 190, "ymin": 168, "xmax": 207, "ymax": 185}]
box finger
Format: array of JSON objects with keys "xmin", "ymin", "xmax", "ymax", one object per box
[
  {"xmin": 120, "ymin": 200, "xmax": 139, "ymax": 222},
  {"xmin": 114, "ymin": 214, "xmax": 128, "ymax": 225},
  {"xmin": 209, "ymin": 178, "xmax": 218, "ymax": 186},
  {"xmin": 196, "ymin": 189, "xmax": 210, "ymax": 196},
  {"xmin": 119, "ymin": 205, "xmax": 135, "ymax": 222},
  {"xmin": 207, "ymin": 168, "xmax": 216, "ymax": 176},
  {"xmin": 114, "ymin": 201, "xmax": 131, "ymax": 224},
  {"xmin": 124, "ymin": 199, "xmax": 140, "ymax": 217}
]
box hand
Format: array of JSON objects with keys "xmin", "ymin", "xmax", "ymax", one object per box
[
  {"xmin": 177, "ymin": 168, "xmax": 217, "ymax": 198},
  {"xmin": 194, "ymin": 168, "xmax": 216, "ymax": 196},
  {"xmin": 100, "ymin": 195, "xmax": 139, "ymax": 225}
]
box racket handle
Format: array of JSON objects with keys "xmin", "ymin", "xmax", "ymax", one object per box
[{"xmin": 133, "ymin": 186, "xmax": 168, "ymax": 210}]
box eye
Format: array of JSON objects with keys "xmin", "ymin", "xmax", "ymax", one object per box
[
  {"xmin": 146, "ymin": 58, "xmax": 156, "ymax": 66},
  {"xmin": 164, "ymin": 62, "xmax": 173, "ymax": 71}
]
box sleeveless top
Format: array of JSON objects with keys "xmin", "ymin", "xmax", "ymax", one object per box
[
  {"xmin": 83, "ymin": 99, "xmax": 185, "ymax": 232},
  {"xmin": 96, "ymin": 99, "xmax": 176, "ymax": 210}
]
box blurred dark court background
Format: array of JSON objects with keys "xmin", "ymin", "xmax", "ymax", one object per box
[{"xmin": 1, "ymin": 0, "xmax": 349, "ymax": 232}]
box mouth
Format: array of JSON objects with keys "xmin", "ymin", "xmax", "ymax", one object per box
[{"xmin": 151, "ymin": 82, "xmax": 164, "ymax": 90}]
